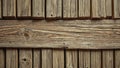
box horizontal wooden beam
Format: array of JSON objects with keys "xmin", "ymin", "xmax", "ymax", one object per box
[{"xmin": 0, "ymin": 20, "xmax": 120, "ymax": 49}]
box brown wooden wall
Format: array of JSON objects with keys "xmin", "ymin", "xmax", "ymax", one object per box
[{"xmin": 0, "ymin": 48, "xmax": 120, "ymax": 68}]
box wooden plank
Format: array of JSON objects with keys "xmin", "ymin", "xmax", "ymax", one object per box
[
  {"xmin": 53, "ymin": 49, "xmax": 64, "ymax": 68},
  {"xmin": 79, "ymin": 0, "xmax": 90, "ymax": 18},
  {"xmin": 0, "ymin": 0, "xmax": 1, "ymax": 18},
  {"xmin": 115, "ymin": 50, "xmax": 120, "ymax": 68},
  {"xmin": 66, "ymin": 50, "xmax": 78, "ymax": 68},
  {"xmin": 102, "ymin": 50, "xmax": 113, "ymax": 68},
  {"xmin": 19, "ymin": 49, "xmax": 32, "ymax": 68},
  {"xmin": 32, "ymin": 0, "xmax": 45, "ymax": 18},
  {"xmin": 46, "ymin": 0, "xmax": 62, "ymax": 18},
  {"xmin": 17, "ymin": 0, "xmax": 31, "ymax": 17},
  {"xmin": 91, "ymin": 50, "xmax": 101, "ymax": 68},
  {"xmin": 113, "ymin": 0, "xmax": 120, "ymax": 18},
  {"xmin": 6, "ymin": 49, "xmax": 18, "ymax": 68},
  {"xmin": 0, "ymin": 20, "xmax": 120, "ymax": 49},
  {"xmin": 79, "ymin": 50, "xmax": 90, "ymax": 68},
  {"xmin": 0, "ymin": 49, "xmax": 5, "ymax": 68},
  {"xmin": 33, "ymin": 49, "xmax": 41, "ymax": 68},
  {"xmin": 105, "ymin": 0, "xmax": 112, "ymax": 18},
  {"xmin": 92, "ymin": 0, "xmax": 106, "ymax": 18},
  {"xmin": 3, "ymin": 0, "xmax": 16, "ymax": 17},
  {"xmin": 63, "ymin": 0, "xmax": 78, "ymax": 18},
  {"xmin": 42, "ymin": 49, "xmax": 53, "ymax": 68}
]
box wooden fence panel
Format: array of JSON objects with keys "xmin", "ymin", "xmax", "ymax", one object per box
[
  {"xmin": 91, "ymin": 50, "xmax": 101, "ymax": 68},
  {"xmin": 113, "ymin": 0, "xmax": 120, "ymax": 18},
  {"xmin": 53, "ymin": 50, "xmax": 64, "ymax": 68},
  {"xmin": 46, "ymin": 0, "xmax": 62, "ymax": 18},
  {"xmin": 3, "ymin": 0, "xmax": 16, "ymax": 18},
  {"xmin": 115, "ymin": 50, "xmax": 120, "ymax": 68},
  {"xmin": 32, "ymin": 0, "xmax": 45, "ymax": 18},
  {"xmin": 0, "ymin": 49, "xmax": 5, "ymax": 68},
  {"xmin": 19, "ymin": 49, "xmax": 32, "ymax": 68},
  {"xmin": 79, "ymin": 50, "xmax": 90, "ymax": 68},
  {"xmin": 63, "ymin": 0, "xmax": 78, "ymax": 18},
  {"xmin": 0, "ymin": 0, "xmax": 1, "ymax": 18},
  {"xmin": 102, "ymin": 50, "xmax": 114, "ymax": 68},
  {"xmin": 17, "ymin": 0, "xmax": 31, "ymax": 17},
  {"xmin": 6, "ymin": 49, "xmax": 18, "ymax": 68},
  {"xmin": 66, "ymin": 50, "xmax": 78, "ymax": 68},
  {"xmin": 79, "ymin": 0, "xmax": 90, "ymax": 18}
]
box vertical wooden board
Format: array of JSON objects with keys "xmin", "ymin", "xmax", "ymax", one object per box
[
  {"xmin": 19, "ymin": 49, "xmax": 32, "ymax": 68},
  {"xmin": 79, "ymin": 50, "xmax": 90, "ymax": 68},
  {"xmin": 0, "ymin": 0, "xmax": 1, "ymax": 18},
  {"xmin": 91, "ymin": 50, "xmax": 101, "ymax": 68},
  {"xmin": 53, "ymin": 50, "xmax": 64, "ymax": 68},
  {"xmin": 66, "ymin": 50, "xmax": 78, "ymax": 68},
  {"xmin": 105, "ymin": 0, "xmax": 112, "ymax": 18},
  {"xmin": 92, "ymin": 0, "xmax": 106, "ymax": 18},
  {"xmin": 114, "ymin": 0, "xmax": 120, "ymax": 18},
  {"xmin": 79, "ymin": 0, "xmax": 90, "ymax": 18},
  {"xmin": 46, "ymin": 0, "xmax": 62, "ymax": 18},
  {"xmin": 6, "ymin": 49, "xmax": 18, "ymax": 68},
  {"xmin": 0, "ymin": 49, "xmax": 5, "ymax": 68},
  {"xmin": 3, "ymin": 0, "xmax": 16, "ymax": 17},
  {"xmin": 102, "ymin": 50, "xmax": 113, "ymax": 68},
  {"xmin": 32, "ymin": 0, "xmax": 45, "ymax": 18},
  {"xmin": 33, "ymin": 49, "xmax": 41, "ymax": 68},
  {"xmin": 42, "ymin": 49, "xmax": 53, "ymax": 68},
  {"xmin": 115, "ymin": 50, "xmax": 120, "ymax": 68},
  {"xmin": 63, "ymin": 0, "xmax": 78, "ymax": 18},
  {"xmin": 17, "ymin": 0, "xmax": 31, "ymax": 17}
]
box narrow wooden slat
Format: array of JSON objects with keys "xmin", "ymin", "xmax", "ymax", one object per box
[
  {"xmin": 42, "ymin": 49, "xmax": 53, "ymax": 68},
  {"xmin": 92, "ymin": 0, "xmax": 106, "ymax": 18},
  {"xmin": 19, "ymin": 49, "xmax": 32, "ymax": 68},
  {"xmin": 0, "ymin": 49, "xmax": 5, "ymax": 68},
  {"xmin": 105, "ymin": 0, "xmax": 112, "ymax": 18},
  {"xmin": 102, "ymin": 50, "xmax": 113, "ymax": 68},
  {"xmin": 33, "ymin": 49, "xmax": 41, "ymax": 68},
  {"xmin": 0, "ymin": 0, "xmax": 1, "ymax": 18},
  {"xmin": 66, "ymin": 50, "xmax": 78, "ymax": 68},
  {"xmin": 3, "ymin": 0, "xmax": 16, "ymax": 17},
  {"xmin": 79, "ymin": 0, "xmax": 90, "ymax": 18},
  {"xmin": 32, "ymin": 0, "xmax": 45, "ymax": 18},
  {"xmin": 113, "ymin": 0, "xmax": 120, "ymax": 18},
  {"xmin": 115, "ymin": 50, "xmax": 120, "ymax": 68},
  {"xmin": 6, "ymin": 49, "xmax": 18, "ymax": 68},
  {"xmin": 63, "ymin": 0, "xmax": 78, "ymax": 18},
  {"xmin": 91, "ymin": 50, "xmax": 101, "ymax": 68},
  {"xmin": 53, "ymin": 49, "xmax": 64, "ymax": 68},
  {"xmin": 46, "ymin": 0, "xmax": 62, "ymax": 18},
  {"xmin": 17, "ymin": 0, "xmax": 31, "ymax": 17},
  {"xmin": 79, "ymin": 50, "xmax": 90, "ymax": 68}
]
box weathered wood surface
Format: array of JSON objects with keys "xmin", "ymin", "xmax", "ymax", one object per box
[
  {"xmin": 0, "ymin": 20, "xmax": 120, "ymax": 49},
  {"xmin": 3, "ymin": 0, "xmax": 16, "ymax": 17},
  {"xmin": 0, "ymin": 49, "xmax": 5, "ymax": 68},
  {"xmin": 0, "ymin": 0, "xmax": 1, "ymax": 18},
  {"xmin": 114, "ymin": 0, "xmax": 120, "ymax": 18}
]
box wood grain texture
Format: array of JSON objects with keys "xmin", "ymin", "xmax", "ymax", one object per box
[
  {"xmin": 63, "ymin": 0, "xmax": 78, "ymax": 18},
  {"xmin": 79, "ymin": 50, "xmax": 90, "ymax": 68},
  {"xmin": 46, "ymin": 0, "xmax": 62, "ymax": 18},
  {"xmin": 105, "ymin": 0, "xmax": 112, "ymax": 18},
  {"xmin": 53, "ymin": 50, "xmax": 64, "ymax": 68},
  {"xmin": 92, "ymin": 0, "xmax": 106, "ymax": 18},
  {"xmin": 42, "ymin": 49, "xmax": 53, "ymax": 68},
  {"xmin": 32, "ymin": 0, "xmax": 45, "ymax": 18},
  {"xmin": 33, "ymin": 49, "xmax": 41, "ymax": 68},
  {"xmin": 102, "ymin": 50, "xmax": 113, "ymax": 68},
  {"xmin": 6, "ymin": 49, "xmax": 18, "ymax": 68},
  {"xmin": 91, "ymin": 50, "xmax": 101, "ymax": 68},
  {"xmin": 79, "ymin": 0, "xmax": 90, "ymax": 18},
  {"xmin": 114, "ymin": 0, "xmax": 120, "ymax": 18},
  {"xmin": 17, "ymin": 0, "xmax": 31, "ymax": 17},
  {"xmin": 115, "ymin": 50, "xmax": 120, "ymax": 68},
  {"xmin": 66, "ymin": 50, "xmax": 78, "ymax": 68},
  {"xmin": 0, "ymin": 0, "xmax": 1, "ymax": 18},
  {"xmin": 19, "ymin": 49, "xmax": 32, "ymax": 68},
  {"xmin": 3, "ymin": 0, "xmax": 16, "ymax": 17},
  {"xmin": 0, "ymin": 20, "xmax": 120, "ymax": 49},
  {"xmin": 0, "ymin": 49, "xmax": 5, "ymax": 68}
]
